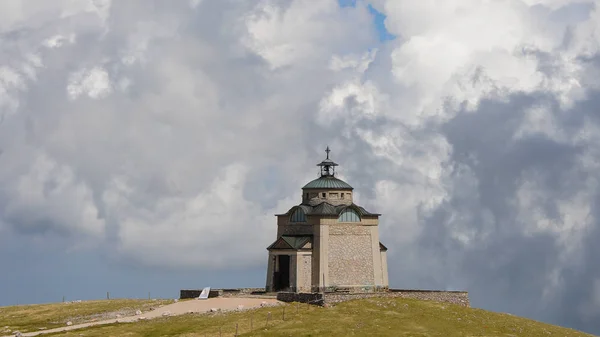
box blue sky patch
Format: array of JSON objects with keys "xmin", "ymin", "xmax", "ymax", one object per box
[{"xmin": 339, "ymin": 0, "xmax": 396, "ymax": 42}]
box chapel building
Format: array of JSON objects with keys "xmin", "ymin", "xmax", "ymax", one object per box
[{"xmin": 266, "ymin": 148, "xmax": 389, "ymax": 293}]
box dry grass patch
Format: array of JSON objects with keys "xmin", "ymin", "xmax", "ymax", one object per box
[{"xmin": 0, "ymin": 299, "xmax": 174, "ymax": 334}]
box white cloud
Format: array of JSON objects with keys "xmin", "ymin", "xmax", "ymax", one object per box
[
  {"xmin": 329, "ymin": 49, "xmax": 378, "ymax": 73},
  {"xmin": 318, "ymin": 79, "xmax": 387, "ymax": 125},
  {"xmin": 0, "ymin": 66, "xmax": 25, "ymax": 118},
  {"xmin": 43, "ymin": 34, "xmax": 76, "ymax": 49},
  {"xmin": 0, "ymin": 0, "xmax": 112, "ymax": 33},
  {"xmin": 371, "ymin": 0, "xmax": 593, "ymax": 126},
  {"xmin": 242, "ymin": 0, "xmax": 374, "ymax": 69},
  {"xmin": 67, "ymin": 67, "xmax": 112, "ymax": 100}
]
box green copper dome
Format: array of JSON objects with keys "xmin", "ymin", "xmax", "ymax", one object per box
[{"xmin": 302, "ymin": 176, "xmax": 353, "ymax": 190}]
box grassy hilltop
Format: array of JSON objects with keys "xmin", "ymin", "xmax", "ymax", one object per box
[{"xmin": 0, "ymin": 297, "xmax": 595, "ymax": 336}]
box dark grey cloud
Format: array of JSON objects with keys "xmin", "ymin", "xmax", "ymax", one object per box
[{"xmin": 437, "ymin": 91, "xmax": 600, "ymax": 333}]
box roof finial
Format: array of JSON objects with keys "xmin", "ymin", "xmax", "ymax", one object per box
[{"xmin": 317, "ymin": 146, "xmax": 339, "ymax": 177}]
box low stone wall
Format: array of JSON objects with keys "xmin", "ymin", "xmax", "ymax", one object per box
[
  {"xmin": 313, "ymin": 285, "xmax": 389, "ymax": 293},
  {"xmin": 179, "ymin": 289, "xmax": 222, "ymax": 299},
  {"xmin": 276, "ymin": 290, "xmax": 469, "ymax": 307},
  {"xmin": 277, "ymin": 292, "xmax": 324, "ymax": 305},
  {"xmin": 180, "ymin": 288, "xmax": 266, "ymax": 299},
  {"xmin": 388, "ymin": 289, "xmax": 470, "ymax": 307},
  {"xmin": 218, "ymin": 288, "xmax": 266, "ymax": 297},
  {"xmin": 325, "ymin": 289, "xmax": 470, "ymax": 307}
]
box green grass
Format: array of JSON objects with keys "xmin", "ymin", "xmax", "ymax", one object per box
[
  {"xmin": 0, "ymin": 299, "xmax": 174, "ymax": 334},
  {"xmin": 30, "ymin": 297, "xmax": 595, "ymax": 337}
]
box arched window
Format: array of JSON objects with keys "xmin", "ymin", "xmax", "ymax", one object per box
[
  {"xmin": 338, "ymin": 209, "xmax": 361, "ymax": 222},
  {"xmin": 290, "ymin": 208, "xmax": 306, "ymax": 222}
]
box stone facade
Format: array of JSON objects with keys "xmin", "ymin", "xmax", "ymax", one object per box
[
  {"xmin": 277, "ymin": 223, "xmax": 312, "ymax": 236},
  {"xmin": 328, "ymin": 232, "xmax": 374, "ymax": 286},
  {"xmin": 303, "ymin": 189, "xmax": 353, "ymax": 206},
  {"xmin": 298, "ymin": 254, "xmax": 312, "ymax": 292},
  {"xmin": 329, "ymin": 224, "xmax": 371, "ymax": 235}
]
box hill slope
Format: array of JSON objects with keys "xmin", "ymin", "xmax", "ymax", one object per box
[
  {"xmin": 0, "ymin": 299, "xmax": 174, "ymax": 334},
  {"xmin": 252, "ymin": 298, "xmax": 595, "ymax": 337},
  {"xmin": 1, "ymin": 297, "xmax": 595, "ymax": 336}
]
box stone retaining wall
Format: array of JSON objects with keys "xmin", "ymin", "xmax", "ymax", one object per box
[
  {"xmin": 180, "ymin": 288, "xmax": 266, "ymax": 299},
  {"xmin": 179, "ymin": 289, "xmax": 222, "ymax": 299},
  {"xmin": 326, "ymin": 289, "xmax": 470, "ymax": 307},
  {"xmin": 277, "ymin": 289, "xmax": 469, "ymax": 307},
  {"xmin": 395, "ymin": 289, "xmax": 470, "ymax": 307},
  {"xmin": 218, "ymin": 288, "xmax": 266, "ymax": 297},
  {"xmin": 277, "ymin": 292, "xmax": 324, "ymax": 305}
]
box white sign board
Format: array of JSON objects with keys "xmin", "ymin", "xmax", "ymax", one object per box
[{"xmin": 198, "ymin": 287, "xmax": 211, "ymax": 300}]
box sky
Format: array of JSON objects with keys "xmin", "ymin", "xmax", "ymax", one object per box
[{"xmin": 1, "ymin": 0, "xmax": 600, "ymax": 334}]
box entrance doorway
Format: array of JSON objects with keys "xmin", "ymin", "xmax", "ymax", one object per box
[{"xmin": 274, "ymin": 255, "xmax": 290, "ymax": 291}]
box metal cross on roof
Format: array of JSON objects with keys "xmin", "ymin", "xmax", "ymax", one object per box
[{"xmin": 325, "ymin": 146, "xmax": 331, "ymax": 159}]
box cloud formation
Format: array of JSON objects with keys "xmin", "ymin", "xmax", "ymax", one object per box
[
  {"xmin": 0, "ymin": 0, "xmax": 379, "ymax": 267},
  {"xmin": 2, "ymin": 0, "xmax": 600, "ymax": 334}
]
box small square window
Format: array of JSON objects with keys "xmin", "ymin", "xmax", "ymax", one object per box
[
  {"xmin": 341, "ymin": 193, "xmax": 345, "ymax": 199},
  {"xmin": 322, "ymin": 193, "xmax": 326, "ymax": 198}
]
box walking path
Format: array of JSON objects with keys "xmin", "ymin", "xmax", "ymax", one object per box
[{"xmin": 3, "ymin": 297, "xmax": 282, "ymax": 337}]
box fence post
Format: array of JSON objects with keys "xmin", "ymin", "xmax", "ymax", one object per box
[
  {"xmin": 282, "ymin": 306, "xmax": 285, "ymax": 321},
  {"xmin": 62, "ymin": 296, "xmax": 65, "ymax": 303},
  {"xmin": 107, "ymin": 292, "xmax": 110, "ymax": 300},
  {"xmin": 266, "ymin": 312, "xmax": 271, "ymax": 327},
  {"xmin": 251, "ymin": 315, "xmax": 253, "ymax": 330},
  {"xmin": 235, "ymin": 323, "xmax": 238, "ymax": 336},
  {"xmin": 219, "ymin": 326, "xmax": 222, "ymax": 337}
]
